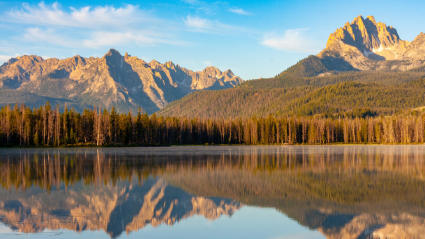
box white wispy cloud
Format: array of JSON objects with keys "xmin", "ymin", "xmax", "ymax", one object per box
[
  {"xmin": 183, "ymin": 15, "xmax": 250, "ymax": 35},
  {"xmin": 2, "ymin": 2, "xmax": 255, "ymax": 53},
  {"xmin": 22, "ymin": 27, "xmax": 182, "ymax": 49},
  {"xmin": 5, "ymin": 2, "xmax": 180, "ymax": 49},
  {"xmin": 184, "ymin": 16, "xmax": 211, "ymax": 30},
  {"xmin": 8, "ymin": 2, "xmax": 150, "ymax": 28},
  {"xmin": 181, "ymin": 0, "xmax": 223, "ymax": 16},
  {"xmin": 261, "ymin": 29, "xmax": 318, "ymax": 52},
  {"xmin": 24, "ymin": 28, "xmax": 75, "ymax": 47},
  {"xmin": 82, "ymin": 31, "xmax": 182, "ymax": 48},
  {"xmin": 0, "ymin": 55, "xmax": 14, "ymax": 64},
  {"xmin": 229, "ymin": 8, "xmax": 251, "ymax": 16}
]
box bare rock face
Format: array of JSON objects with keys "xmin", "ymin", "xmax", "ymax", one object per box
[
  {"xmin": 326, "ymin": 16, "xmax": 402, "ymax": 53},
  {"xmin": 0, "ymin": 49, "xmax": 242, "ymax": 113},
  {"xmin": 318, "ymin": 15, "xmax": 425, "ymax": 72}
]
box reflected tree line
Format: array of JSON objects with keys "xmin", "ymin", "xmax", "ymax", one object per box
[
  {"xmin": 1, "ymin": 147, "xmax": 425, "ymax": 193},
  {"xmin": 162, "ymin": 147, "xmax": 425, "ymax": 210},
  {"xmin": 2, "ymin": 104, "xmax": 425, "ymax": 146}
]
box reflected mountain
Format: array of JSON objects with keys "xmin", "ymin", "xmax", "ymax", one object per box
[
  {"xmin": 0, "ymin": 177, "xmax": 239, "ymax": 238},
  {"xmin": 0, "ymin": 146, "xmax": 425, "ymax": 238}
]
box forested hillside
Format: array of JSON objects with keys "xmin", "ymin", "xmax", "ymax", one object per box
[{"xmin": 160, "ymin": 72, "xmax": 425, "ymax": 118}]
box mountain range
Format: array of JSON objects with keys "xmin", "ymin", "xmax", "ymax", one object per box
[
  {"xmin": 160, "ymin": 15, "xmax": 425, "ymax": 118},
  {"xmin": 3, "ymin": 15, "xmax": 425, "ymax": 117},
  {"xmin": 0, "ymin": 49, "xmax": 242, "ymax": 113}
]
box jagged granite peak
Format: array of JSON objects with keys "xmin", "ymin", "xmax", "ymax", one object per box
[
  {"xmin": 414, "ymin": 32, "xmax": 425, "ymax": 40},
  {"xmin": 105, "ymin": 48, "xmax": 122, "ymax": 57},
  {"xmin": 316, "ymin": 15, "xmax": 425, "ymax": 72},
  {"xmin": 326, "ymin": 15, "xmax": 401, "ymax": 52},
  {"xmin": 104, "ymin": 49, "xmax": 121, "ymax": 64},
  {"xmin": 269, "ymin": 15, "xmax": 425, "ymax": 79},
  {"xmin": 0, "ymin": 49, "xmax": 243, "ymax": 113}
]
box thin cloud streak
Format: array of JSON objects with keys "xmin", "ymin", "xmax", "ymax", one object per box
[
  {"xmin": 184, "ymin": 15, "xmax": 256, "ymax": 35},
  {"xmin": 229, "ymin": 8, "xmax": 251, "ymax": 16},
  {"xmin": 83, "ymin": 31, "xmax": 187, "ymax": 48},
  {"xmin": 24, "ymin": 28, "xmax": 76, "ymax": 47},
  {"xmin": 6, "ymin": 2, "xmax": 183, "ymax": 49},
  {"xmin": 8, "ymin": 2, "xmax": 152, "ymax": 28},
  {"xmin": 184, "ymin": 16, "xmax": 210, "ymax": 30},
  {"xmin": 22, "ymin": 27, "xmax": 185, "ymax": 49},
  {"xmin": 5, "ymin": 2, "xmax": 257, "ymax": 49},
  {"xmin": 261, "ymin": 29, "xmax": 319, "ymax": 53}
]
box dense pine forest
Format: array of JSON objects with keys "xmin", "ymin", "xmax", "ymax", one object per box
[{"xmin": 1, "ymin": 103, "xmax": 425, "ymax": 146}]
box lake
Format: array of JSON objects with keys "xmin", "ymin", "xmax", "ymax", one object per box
[{"xmin": 0, "ymin": 145, "xmax": 424, "ymax": 239}]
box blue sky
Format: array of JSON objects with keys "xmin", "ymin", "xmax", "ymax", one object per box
[{"xmin": 1, "ymin": 0, "xmax": 425, "ymax": 79}]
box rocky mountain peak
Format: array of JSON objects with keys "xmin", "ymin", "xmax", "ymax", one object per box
[
  {"xmin": 104, "ymin": 49, "xmax": 123, "ymax": 63},
  {"xmin": 203, "ymin": 66, "xmax": 220, "ymax": 73},
  {"xmin": 15, "ymin": 55, "xmax": 44, "ymax": 67},
  {"xmin": 103, "ymin": 49, "xmax": 126, "ymax": 74},
  {"xmin": 66, "ymin": 55, "xmax": 85, "ymax": 66},
  {"xmin": 104, "ymin": 48, "xmax": 122, "ymax": 57},
  {"xmin": 326, "ymin": 15, "xmax": 401, "ymax": 53},
  {"xmin": 366, "ymin": 15, "xmax": 376, "ymax": 23},
  {"xmin": 149, "ymin": 59, "xmax": 161, "ymax": 68},
  {"xmin": 413, "ymin": 32, "xmax": 425, "ymax": 42},
  {"xmin": 315, "ymin": 15, "xmax": 425, "ymax": 71},
  {"xmin": 223, "ymin": 69, "xmax": 234, "ymax": 77},
  {"xmin": 353, "ymin": 15, "xmax": 366, "ymax": 27},
  {"xmin": 165, "ymin": 61, "xmax": 176, "ymax": 70},
  {"xmin": 308, "ymin": 16, "xmax": 425, "ymax": 73}
]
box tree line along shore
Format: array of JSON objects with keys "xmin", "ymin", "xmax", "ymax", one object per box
[{"xmin": 1, "ymin": 104, "xmax": 425, "ymax": 146}]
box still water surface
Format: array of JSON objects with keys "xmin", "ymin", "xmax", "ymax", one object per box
[{"xmin": 0, "ymin": 146, "xmax": 424, "ymax": 239}]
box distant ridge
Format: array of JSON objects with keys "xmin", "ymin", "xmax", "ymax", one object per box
[{"xmin": 0, "ymin": 49, "xmax": 242, "ymax": 113}]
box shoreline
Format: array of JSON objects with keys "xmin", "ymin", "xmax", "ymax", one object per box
[{"xmin": 1, "ymin": 143, "xmax": 425, "ymax": 149}]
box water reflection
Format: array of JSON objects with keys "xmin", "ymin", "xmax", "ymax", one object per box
[{"xmin": 0, "ymin": 146, "xmax": 425, "ymax": 238}]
